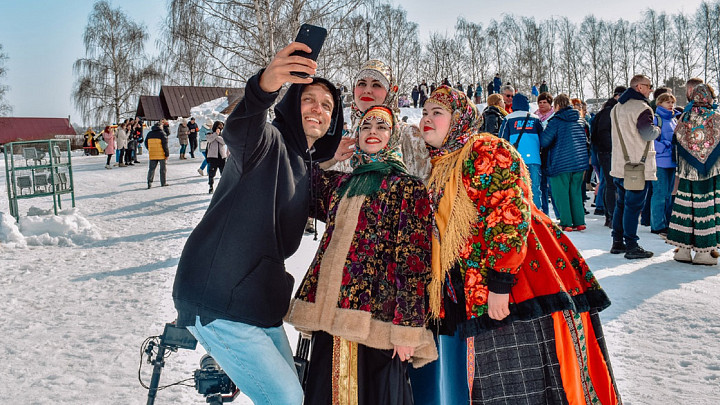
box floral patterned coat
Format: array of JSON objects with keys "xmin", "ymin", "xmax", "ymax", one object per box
[
  {"xmin": 286, "ymin": 169, "xmax": 438, "ymax": 367},
  {"xmin": 437, "ymin": 135, "xmax": 611, "ymax": 337}
]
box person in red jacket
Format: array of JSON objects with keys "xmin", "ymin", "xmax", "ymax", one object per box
[{"xmin": 413, "ymin": 85, "xmax": 621, "ymax": 405}]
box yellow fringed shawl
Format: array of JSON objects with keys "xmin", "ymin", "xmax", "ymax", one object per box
[{"xmin": 426, "ymin": 134, "xmax": 482, "ymax": 319}]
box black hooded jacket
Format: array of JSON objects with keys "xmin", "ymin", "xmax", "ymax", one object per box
[
  {"xmin": 172, "ymin": 71, "xmax": 343, "ymax": 328},
  {"xmin": 590, "ymin": 98, "xmax": 618, "ymax": 153}
]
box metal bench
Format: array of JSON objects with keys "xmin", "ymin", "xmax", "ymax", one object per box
[
  {"xmin": 22, "ymin": 147, "xmax": 47, "ymax": 166},
  {"xmin": 52, "ymin": 145, "xmax": 62, "ymax": 164},
  {"xmin": 53, "ymin": 171, "xmax": 69, "ymax": 191},
  {"xmin": 34, "ymin": 172, "xmax": 51, "ymax": 193},
  {"xmin": 16, "ymin": 175, "xmax": 33, "ymax": 195}
]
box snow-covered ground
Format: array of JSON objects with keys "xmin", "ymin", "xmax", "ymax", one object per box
[{"xmin": 1, "ymin": 107, "xmax": 719, "ymax": 404}]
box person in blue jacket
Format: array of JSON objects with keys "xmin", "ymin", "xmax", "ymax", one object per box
[
  {"xmin": 540, "ymin": 93, "xmax": 589, "ymax": 231},
  {"xmin": 493, "ymin": 73, "xmax": 502, "ymax": 93},
  {"xmin": 499, "ymin": 93, "xmax": 544, "ymax": 208},
  {"xmin": 650, "ymin": 92, "xmax": 678, "ymax": 236}
]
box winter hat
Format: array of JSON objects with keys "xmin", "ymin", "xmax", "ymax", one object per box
[
  {"xmin": 613, "ymin": 86, "xmax": 627, "ymax": 97},
  {"xmin": 203, "ymin": 119, "xmax": 213, "ymax": 129},
  {"xmin": 512, "ymin": 93, "xmax": 530, "ymax": 112},
  {"xmin": 355, "ymin": 59, "xmax": 393, "ymax": 92},
  {"xmin": 181, "ymin": 118, "xmax": 187, "ymax": 125}
]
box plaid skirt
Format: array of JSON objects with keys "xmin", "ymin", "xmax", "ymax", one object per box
[{"xmin": 471, "ymin": 310, "xmax": 621, "ymax": 405}]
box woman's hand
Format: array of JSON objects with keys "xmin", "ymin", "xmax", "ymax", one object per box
[
  {"xmin": 393, "ymin": 345, "xmax": 414, "ymax": 362},
  {"xmin": 334, "ymin": 137, "xmax": 355, "ymax": 162},
  {"xmin": 487, "ymin": 292, "xmax": 510, "ymax": 321}
]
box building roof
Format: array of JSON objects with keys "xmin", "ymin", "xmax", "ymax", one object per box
[
  {"xmin": 159, "ymin": 86, "xmax": 244, "ymax": 119},
  {"xmin": 135, "ymin": 96, "xmax": 165, "ymax": 121},
  {"xmin": 0, "ymin": 117, "xmax": 77, "ymax": 144}
]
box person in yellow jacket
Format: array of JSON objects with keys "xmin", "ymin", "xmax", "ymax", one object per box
[{"xmin": 144, "ymin": 120, "xmax": 170, "ymax": 188}]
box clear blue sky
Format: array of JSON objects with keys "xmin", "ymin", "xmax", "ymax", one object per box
[{"xmin": 0, "ymin": 0, "xmax": 706, "ymax": 124}]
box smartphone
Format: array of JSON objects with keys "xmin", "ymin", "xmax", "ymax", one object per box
[{"xmin": 290, "ymin": 24, "xmax": 327, "ymax": 78}]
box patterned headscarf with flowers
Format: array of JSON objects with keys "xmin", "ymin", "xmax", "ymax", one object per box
[
  {"xmin": 339, "ymin": 105, "xmax": 408, "ymax": 198},
  {"xmin": 676, "ymin": 83, "xmax": 720, "ymax": 176},
  {"xmin": 349, "ymin": 105, "xmax": 405, "ymax": 169},
  {"xmin": 424, "ymin": 85, "xmax": 480, "ymax": 158}
]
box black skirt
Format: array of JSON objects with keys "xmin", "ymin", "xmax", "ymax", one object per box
[{"xmin": 304, "ymin": 331, "xmax": 414, "ymax": 405}]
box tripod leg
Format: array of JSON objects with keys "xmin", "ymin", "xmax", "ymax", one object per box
[{"xmin": 146, "ymin": 345, "xmax": 167, "ymax": 405}]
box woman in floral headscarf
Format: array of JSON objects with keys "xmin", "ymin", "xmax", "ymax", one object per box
[
  {"xmin": 413, "ymin": 85, "xmax": 621, "ymax": 405},
  {"xmin": 327, "ymin": 59, "xmax": 397, "ymax": 173},
  {"xmin": 667, "ymin": 84, "xmax": 720, "ymax": 265},
  {"xmin": 287, "ymin": 106, "xmax": 437, "ymax": 404}
]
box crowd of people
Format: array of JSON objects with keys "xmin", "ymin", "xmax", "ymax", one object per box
[
  {"xmin": 84, "ymin": 116, "xmax": 227, "ymax": 193},
  {"xmin": 164, "ymin": 35, "xmax": 717, "ymax": 404}
]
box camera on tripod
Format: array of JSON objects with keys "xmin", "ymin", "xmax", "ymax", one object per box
[
  {"xmin": 142, "ymin": 322, "xmax": 238, "ymax": 405},
  {"xmin": 194, "ymin": 355, "xmax": 237, "ymax": 400}
]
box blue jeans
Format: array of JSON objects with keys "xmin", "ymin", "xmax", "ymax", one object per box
[
  {"xmin": 187, "ymin": 316, "xmax": 302, "ymax": 405},
  {"xmin": 594, "ymin": 164, "xmax": 605, "ymax": 211},
  {"xmin": 612, "ymin": 178, "xmax": 650, "ymax": 249},
  {"xmin": 200, "ymin": 151, "xmax": 208, "ymax": 171},
  {"xmin": 650, "ymin": 167, "xmax": 676, "ymax": 231},
  {"xmin": 528, "ymin": 164, "xmax": 542, "ymax": 210}
]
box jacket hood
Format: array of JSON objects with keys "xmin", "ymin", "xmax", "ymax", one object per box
[
  {"xmin": 602, "ymin": 97, "xmax": 619, "ymax": 110},
  {"xmin": 618, "ymin": 87, "xmax": 648, "ymax": 104},
  {"xmin": 512, "ymin": 93, "xmax": 530, "ymax": 112},
  {"xmin": 273, "ymin": 77, "xmax": 344, "ymax": 162},
  {"xmin": 553, "ymin": 106, "xmax": 580, "ymax": 122}
]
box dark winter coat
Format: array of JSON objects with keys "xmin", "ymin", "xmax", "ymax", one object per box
[
  {"xmin": 172, "ymin": 71, "xmax": 344, "ymax": 329},
  {"xmin": 411, "ymin": 87, "xmax": 420, "ymax": 101},
  {"xmin": 187, "ymin": 121, "xmax": 199, "ymax": 139},
  {"xmin": 590, "ymin": 98, "xmax": 617, "ymax": 153},
  {"xmin": 540, "ymin": 106, "xmax": 589, "ymax": 177},
  {"xmin": 493, "ymin": 76, "xmax": 502, "ymax": 93},
  {"xmin": 480, "ymin": 105, "xmax": 505, "ymax": 135}
]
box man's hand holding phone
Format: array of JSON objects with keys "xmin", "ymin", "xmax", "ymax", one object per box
[{"xmin": 259, "ymin": 42, "xmax": 317, "ymax": 93}]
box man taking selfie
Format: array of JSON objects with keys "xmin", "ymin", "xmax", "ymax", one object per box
[{"xmin": 172, "ymin": 41, "xmax": 346, "ymax": 405}]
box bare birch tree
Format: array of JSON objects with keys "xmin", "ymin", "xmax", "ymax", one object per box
[
  {"xmin": 72, "ymin": 1, "xmax": 161, "ymax": 124},
  {"xmin": 164, "ymin": 0, "xmax": 363, "ymax": 85},
  {"xmin": 158, "ymin": 0, "xmax": 216, "ymax": 86},
  {"xmin": 372, "ymin": 3, "xmax": 421, "ymax": 93},
  {"xmin": 0, "ymin": 44, "xmax": 11, "ymax": 116}
]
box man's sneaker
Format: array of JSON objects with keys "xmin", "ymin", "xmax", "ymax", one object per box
[
  {"xmin": 593, "ymin": 209, "xmax": 605, "ymax": 216},
  {"xmin": 610, "ymin": 241, "xmax": 626, "ymax": 254},
  {"xmin": 624, "ymin": 245, "xmax": 654, "ymax": 259},
  {"xmin": 197, "ymin": 168, "xmax": 204, "ymax": 176}
]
